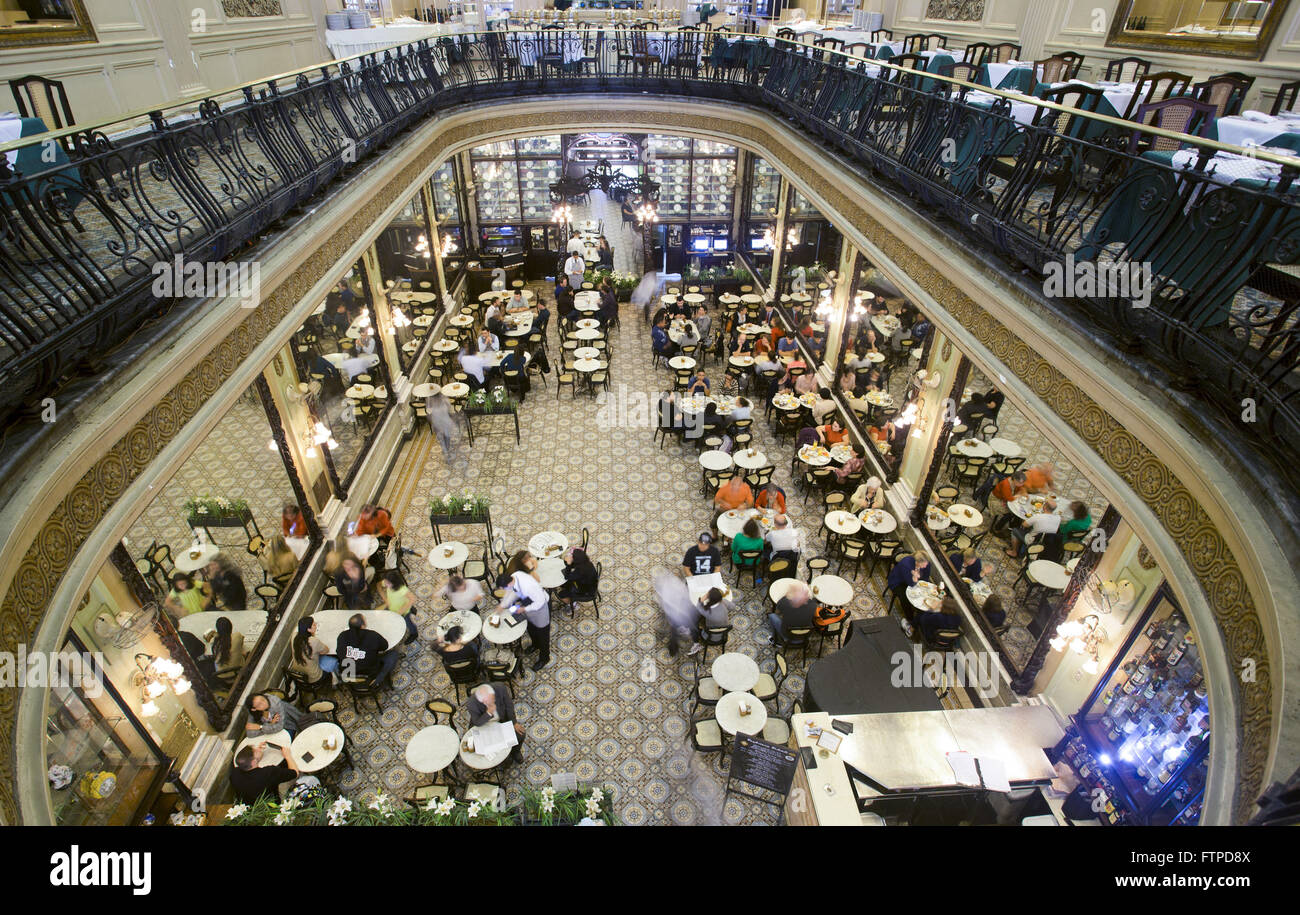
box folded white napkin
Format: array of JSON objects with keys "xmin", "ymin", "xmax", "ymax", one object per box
[{"xmin": 1241, "ymin": 110, "xmax": 1272, "ymax": 122}]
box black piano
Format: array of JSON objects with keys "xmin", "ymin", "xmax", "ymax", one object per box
[{"xmin": 802, "ymin": 619, "xmax": 943, "ymax": 716}]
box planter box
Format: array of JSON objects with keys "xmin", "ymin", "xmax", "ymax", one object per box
[
  {"xmin": 428, "ymin": 513, "xmax": 486, "ymax": 527},
  {"xmin": 186, "ymin": 507, "xmax": 253, "ymax": 529}
]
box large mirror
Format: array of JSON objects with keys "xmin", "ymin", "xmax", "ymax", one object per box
[
  {"xmin": 1106, "ymin": 0, "xmax": 1290, "ymax": 58},
  {"xmin": 377, "ymin": 190, "xmax": 439, "ymax": 376},
  {"xmin": 0, "ymin": 0, "xmax": 96, "ymax": 48}
]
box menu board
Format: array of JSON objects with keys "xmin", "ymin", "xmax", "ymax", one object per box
[{"xmin": 729, "ymin": 736, "xmax": 799, "ymax": 796}]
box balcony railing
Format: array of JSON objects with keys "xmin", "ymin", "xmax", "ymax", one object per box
[{"xmin": 2, "ymin": 29, "xmax": 1298, "ymax": 487}]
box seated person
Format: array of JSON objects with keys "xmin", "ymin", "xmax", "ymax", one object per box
[
  {"xmin": 731, "ymin": 519, "xmax": 765, "ymax": 569},
  {"xmin": 506, "ymin": 290, "xmax": 529, "ymax": 314},
  {"xmin": 484, "ymin": 300, "xmax": 502, "ymax": 325},
  {"xmin": 468, "ymin": 683, "xmax": 525, "ymax": 755},
  {"xmin": 1022, "ymin": 463, "xmax": 1057, "ymax": 494},
  {"xmin": 259, "ymin": 534, "xmax": 299, "ymax": 584},
  {"xmin": 1008, "ymin": 498, "xmax": 1060, "ymax": 558},
  {"xmin": 1059, "ymin": 501, "xmax": 1092, "ymax": 541},
  {"xmin": 817, "ymin": 419, "xmax": 849, "ymax": 446},
  {"xmin": 753, "ymin": 350, "xmax": 781, "ymax": 374},
  {"xmin": 231, "ymin": 742, "xmax": 301, "ymax": 804},
  {"xmin": 681, "ymin": 532, "xmax": 722, "ymax": 577},
  {"xmin": 335, "ymin": 613, "xmax": 399, "ymax": 689},
  {"xmin": 887, "ymin": 551, "xmax": 930, "ymax": 618},
  {"xmin": 753, "ymin": 335, "xmax": 774, "ymax": 361},
  {"xmin": 289, "ymin": 616, "xmax": 338, "ymax": 686},
  {"xmin": 949, "ymin": 548, "xmax": 984, "ymax": 582},
  {"xmin": 555, "ymin": 547, "xmax": 599, "ymax": 614},
  {"xmin": 458, "ymin": 345, "xmax": 487, "ymax": 387},
  {"xmin": 775, "ymin": 334, "xmax": 800, "ymax": 359},
  {"xmin": 688, "ymin": 587, "xmax": 734, "ymax": 656},
  {"xmin": 793, "ymin": 371, "xmax": 818, "ymax": 395},
  {"xmin": 651, "ymin": 316, "xmax": 676, "ymax": 357},
  {"xmin": 811, "ymin": 388, "xmax": 837, "ymax": 424},
  {"xmin": 208, "ymin": 616, "xmax": 246, "ymax": 677},
  {"xmin": 730, "ymin": 396, "xmax": 753, "ymax": 421},
  {"xmin": 432, "ymin": 624, "xmax": 479, "ymax": 668},
  {"xmin": 731, "ymin": 333, "xmax": 753, "ymax": 358},
  {"xmin": 713, "ymin": 476, "xmax": 754, "ymax": 513},
  {"xmin": 355, "ymin": 503, "xmax": 396, "ymax": 540},
  {"xmin": 165, "ymin": 571, "xmax": 209, "ymax": 620},
  {"xmin": 378, "ymin": 569, "xmax": 418, "ymax": 646},
  {"xmin": 686, "ymin": 370, "xmax": 710, "ymax": 395},
  {"xmin": 832, "ymin": 446, "xmax": 865, "ymax": 483},
  {"xmin": 438, "ymin": 572, "xmax": 486, "ymax": 612},
  {"xmin": 916, "ymin": 597, "xmax": 962, "ymax": 644},
  {"xmin": 982, "ymin": 594, "xmax": 1007, "ymax": 629},
  {"xmin": 477, "ymin": 328, "xmax": 500, "ymax": 353},
  {"xmin": 282, "ymin": 503, "xmax": 308, "ymax": 538},
  {"xmin": 205, "ymin": 555, "xmax": 246, "ymax": 612},
  {"xmin": 768, "ymin": 580, "xmax": 817, "ymax": 639},
  {"xmin": 244, "ymin": 692, "xmax": 306, "ymax": 740},
  {"xmin": 851, "ymin": 476, "xmax": 885, "ymax": 512},
  {"xmin": 678, "ymin": 321, "xmax": 701, "ymax": 349},
  {"xmin": 755, "ymin": 481, "xmax": 786, "ymax": 514},
  {"xmin": 765, "ymin": 514, "xmax": 801, "ymax": 559}
]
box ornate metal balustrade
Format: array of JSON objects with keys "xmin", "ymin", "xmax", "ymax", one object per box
[{"xmin": 2, "ymin": 29, "xmax": 1298, "ymax": 487}]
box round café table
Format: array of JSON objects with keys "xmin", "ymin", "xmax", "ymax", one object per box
[
  {"xmin": 574, "ymin": 346, "xmax": 600, "ymax": 359},
  {"xmin": 699, "ymin": 450, "xmax": 733, "ymax": 471},
  {"xmin": 174, "ymin": 543, "xmax": 219, "ymax": 573},
  {"xmin": 711, "ymin": 652, "xmax": 760, "ymax": 692},
  {"xmin": 402, "ymin": 340, "xmax": 419, "ymax": 354},
  {"xmin": 529, "ymin": 530, "xmax": 568, "ymax": 558},
  {"xmin": 682, "ymin": 293, "xmax": 706, "ymax": 305},
  {"xmin": 771, "ymin": 393, "xmax": 802, "ymax": 412},
  {"xmin": 441, "ymin": 382, "xmax": 470, "ymax": 398},
  {"xmin": 824, "ymin": 510, "xmax": 862, "ymax": 537},
  {"xmin": 858, "ymin": 509, "xmax": 898, "ymax": 535},
  {"xmin": 716, "ymin": 692, "xmax": 767, "ymax": 736},
  {"xmin": 669, "ymin": 356, "xmax": 696, "ymax": 371},
  {"xmin": 573, "ymin": 328, "xmax": 602, "ymax": 341},
  {"xmin": 536, "ymin": 556, "xmax": 567, "ymax": 589},
  {"xmin": 1028, "ymin": 560, "xmax": 1071, "ymax": 591},
  {"xmin": 768, "ymin": 578, "xmax": 802, "ymax": 604},
  {"xmin": 428, "ymin": 540, "xmax": 469, "ymax": 570},
  {"xmin": 291, "ymin": 722, "xmax": 346, "ymax": 774},
  {"xmin": 437, "ymin": 607, "xmax": 483, "ymax": 641},
  {"xmin": 481, "ymin": 607, "xmax": 529, "ymax": 642},
  {"xmin": 954, "ymin": 438, "xmax": 994, "ymax": 459},
  {"xmin": 946, "ymin": 504, "xmax": 984, "ymax": 528},
  {"xmin": 346, "ymin": 534, "xmax": 379, "ymax": 561},
  {"xmin": 989, "ymin": 437, "xmax": 1022, "ymax": 458},
  {"xmin": 729, "ymin": 355, "xmax": 755, "ymax": 369},
  {"xmin": 829, "ymin": 444, "xmax": 857, "ymax": 464},
  {"xmin": 460, "ymin": 726, "xmax": 514, "ymax": 769},
  {"xmin": 574, "ymin": 358, "xmax": 602, "ymax": 373},
  {"xmin": 906, "ymin": 582, "xmax": 943, "ymax": 612},
  {"xmin": 346, "ymin": 383, "xmax": 375, "ymax": 400},
  {"xmin": 798, "ymin": 445, "xmax": 832, "ymax": 467},
  {"xmin": 575, "ymin": 318, "xmax": 601, "ymax": 330},
  {"xmin": 716, "ymin": 508, "xmax": 763, "ymax": 540},
  {"xmin": 449, "ymin": 314, "xmax": 473, "ymax": 327},
  {"xmin": 311, "ymin": 609, "xmax": 407, "ymax": 650},
  {"xmin": 733, "ymin": 448, "xmax": 768, "ymax": 470},
  {"xmin": 810, "ymin": 574, "xmax": 854, "ymax": 606},
  {"xmin": 412, "ymin": 314, "xmax": 434, "ymax": 328},
  {"xmin": 924, "ymin": 507, "xmax": 953, "ymax": 532},
  {"xmin": 740, "ymin": 293, "xmax": 763, "ymax": 305},
  {"xmin": 411, "ymin": 382, "xmax": 439, "ymax": 398},
  {"xmin": 406, "ymin": 725, "xmax": 460, "ymax": 776}
]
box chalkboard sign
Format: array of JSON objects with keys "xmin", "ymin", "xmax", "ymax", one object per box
[{"xmin": 730, "ymin": 736, "xmax": 799, "ymax": 796}]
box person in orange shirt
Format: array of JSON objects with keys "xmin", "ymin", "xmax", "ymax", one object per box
[
  {"xmin": 991, "ymin": 472, "xmax": 1027, "ymax": 505},
  {"xmin": 713, "ymin": 477, "xmax": 754, "ymax": 512},
  {"xmin": 1022, "ymin": 463, "xmax": 1056, "ymax": 493},
  {"xmin": 817, "ymin": 420, "xmax": 848, "ymax": 446},
  {"xmin": 755, "ymin": 482, "xmax": 786, "ymax": 514},
  {"xmin": 354, "ymin": 503, "xmax": 396, "ymax": 539}
]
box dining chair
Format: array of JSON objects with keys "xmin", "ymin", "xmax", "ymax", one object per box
[
  {"xmin": 8, "ymin": 74, "xmax": 76, "ymax": 152},
  {"xmin": 962, "ymin": 42, "xmax": 992, "ymax": 68},
  {"xmin": 1103, "ymin": 55, "xmax": 1151, "ymax": 85},
  {"xmin": 1193, "ymin": 72, "xmax": 1254, "ymax": 119},
  {"xmin": 989, "ymin": 42, "xmax": 1021, "ymax": 63},
  {"xmin": 751, "ymin": 652, "xmax": 786, "ymax": 705},
  {"xmin": 425, "ymin": 698, "xmax": 457, "ymax": 725},
  {"xmin": 1127, "ymin": 97, "xmax": 1216, "ymax": 153},
  {"xmin": 1272, "ymin": 78, "xmax": 1300, "ymax": 115},
  {"xmin": 1127, "ymin": 70, "xmax": 1194, "ymax": 119},
  {"xmin": 446, "ymin": 659, "xmax": 480, "ymax": 703}
]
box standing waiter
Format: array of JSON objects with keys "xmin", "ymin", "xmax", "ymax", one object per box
[{"xmin": 564, "ymin": 249, "xmax": 586, "ymax": 294}]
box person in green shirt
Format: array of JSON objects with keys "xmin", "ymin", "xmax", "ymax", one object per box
[
  {"xmin": 379, "ymin": 570, "xmax": 418, "ymax": 645},
  {"xmin": 165, "ymin": 572, "xmax": 208, "ymax": 619},
  {"xmin": 1059, "ymin": 501, "xmax": 1092, "ymax": 541},
  {"xmin": 731, "ymin": 518, "xmax": 766, "ymax": 573}
]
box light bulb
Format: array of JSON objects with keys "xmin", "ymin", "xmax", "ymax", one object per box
[
  {"xmin": 173, "ymin": 678, "xmax": 191, "ymax": 695},
  {"xmin": 267, "ymin": 439, "xmax": 278, "ymax": 452},
  {"xmin": 305, "ymin": 444, "xmax": 318, "ymax": 459},
  {"xmin": 141, "ymin": 700, "xmax": 159, "ymax": 717},
  {"xmin": 1082, "ymin": 659, "xmax": 1099, "ymax": 676},
  {"xmin": 1069, "ymin": 638, "xmax": 1086, "ymax": 654},
  {"xmin": 1049, "ymin": 637, "xmax": 1067, "ymax": 652},
  {"xmin": 145, "ymin": 680, "xmax": 166, "ymax": 699}
]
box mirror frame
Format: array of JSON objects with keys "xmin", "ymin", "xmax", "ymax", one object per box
[
  {"xmin": 0, "ymin": 0, "xmax": 96, "ymax": 49},
  {"xmin": 1105, "ymin": 0, "xmax": 1292, "ymax": 59}
]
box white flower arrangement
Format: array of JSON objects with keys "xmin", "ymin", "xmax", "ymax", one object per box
[
  {"xmin": 225, "ymin": 803, "xmax": 249, "ymax": 820},
  {"xmin": 584, "ymin": 796, "xmax": 603, "ymax": 818},
  {"xmin": 368, "ymin": 791, "xmax": 395, "ymax": 818},
  {"xmin": 430, "ymin": 796, "xmax": 457, "ymax": 817},
  {"xmin": 273, "ymin": 797, "xmax": 300, "ymax": 826},
  {"xmin": 466, "ymin": 800, "xmax": 482, "ymax": 819},
  {"xmin": 327, "ymin": 797, "xmax": 352, "ymax": 826}
]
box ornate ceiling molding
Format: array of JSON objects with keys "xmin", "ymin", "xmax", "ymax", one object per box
[{"xmin": 0, "ymin": 100, "xmax": 1273, "ymax": 825}]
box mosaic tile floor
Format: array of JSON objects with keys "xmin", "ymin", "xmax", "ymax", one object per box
[{"xmin": 329, "ymin": 292, "xmax": 907, "ymax": 825}]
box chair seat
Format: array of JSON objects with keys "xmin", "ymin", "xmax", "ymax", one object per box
[
  {"xmin": 751, "ymin": 673, "xmax": 778, "ymax": 701},
  {"xmin": 463, "ymin": 560, "xmax": 486, "ymax": 579},
  {"xmin": 761, "ymin": 719, "xmax": 791, "ymax": 744},
  {"xmin": 694, "ymin": 718, "xmax": 723, "ymax": 749},
  {"xmin": 698, "ymin": 676, "xmax": 723, "ymax": 702},
  {"xmin": 411, "ymin": 784, "xmax": 450, "ymax": 802},
  {"xmin": 464, "ymin": 783, "xmax": 502, "ymax": 808}
]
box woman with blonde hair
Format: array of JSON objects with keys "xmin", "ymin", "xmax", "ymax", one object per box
[{"xmin": 260, "ymin": 534, "xmax": 299, "ymax": 585}]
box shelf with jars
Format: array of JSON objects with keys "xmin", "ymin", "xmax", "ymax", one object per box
[
  {"xmin": 749, "ymin": 156, "xmax": 780, "ymax": 219},
  {"xmin": 1063, "ymin": 586, "xmax": 1210, "ymax": 825}
]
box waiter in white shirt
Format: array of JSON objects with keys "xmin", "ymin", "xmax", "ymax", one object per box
[
  {"xmin": 498, "ymin": 554, "xmax": 551, "ymax": 672},
  {"xmin": 566, "ymin": 235, "xmax": 587, "ymax": 254},
  {"xmin": 564, "ymin": 251, "xmax": 586, "ymax": 293}
]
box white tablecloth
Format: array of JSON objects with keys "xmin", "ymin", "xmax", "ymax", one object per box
[
  {"xmin": 1214, "ymin": 111, "xmax": 1300, "ymax": 150},
  {"xmin": 325, "ymin": 24, "xmax": 446, "ymax": 60}
]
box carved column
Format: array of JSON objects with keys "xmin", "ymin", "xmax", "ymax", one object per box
[
  {"xmin": 256, "ymin": 373, "xmax": 324, "ymax": 543},
  {"xmin": 768, "ymin": 176, "xmax": 792, "ymax": 300},
  {"xmin": 108, "ymin": 544, "xmax": 229, "ymax": 731},
  {"xmin": 420, "ymin": 180, "xmax": 449, "ymax": 298},
  {"xmin": 1011, "ymin": 505, "xmax": 1122, "ymax": 694},
  {"xmin": 908, "ymin": 356, "xmax": 968, "ymax": 519}
]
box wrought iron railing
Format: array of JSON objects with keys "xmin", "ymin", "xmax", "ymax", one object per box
[{"xmin": 2, "ymin": 29, "xmax": 1298, "ymax": 488}]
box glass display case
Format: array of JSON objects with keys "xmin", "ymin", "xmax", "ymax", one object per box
[
  {"xmin": 650, "ymin": 157, "xmax": 692, "ymax": 220},
  {"xmin": 46, "ymin": 635, "xmax": 169, "ymax": 826},
  {"xmin": 1065, "ymin": 588, "xmax": 1210, "ymax": 825},
  {"xmin": 693, "ymin": 156, "xmax": 736, "ymax": 220},
  {"xmin": 790, "ymin": 188, "xmax": 820, "ymax": 217},
  {"xmin": 431, "ymin": 162, "xmax": 461, "ymax": 228},
  {"xmin": 645, "ymin": 135, "xmax": 736, "ymax": 222},
  {"xmin": 749, "ymin": 157, "xmax": 780, "ymax": 219},
  {"xmin": 471, "ymin": 137, "xmax": 562, "ymax": 225},
  {"xmin": 520, "ymin": 159, "xmax": 562, "ymax": 221}
]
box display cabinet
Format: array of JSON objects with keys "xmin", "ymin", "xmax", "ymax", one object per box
[
  {"xmin": 1062, "ymin": 587, "xmax": 1210, "ymax": 825},
  {"xmin": 431, "ymin": 161, "xmax": 462, "ymax": 228},
  {"xmin": 748, "ymin": 156, "xmax": 781, "ymax": 219}
]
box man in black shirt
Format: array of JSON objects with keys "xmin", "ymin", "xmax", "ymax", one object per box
[
  {"xmin": 335, "ymin": 614, "xmax": 400, "ymax": 689},
  {"xmin": 230, "ymin": 742, "xmax": 300, "ymax": 804},
  {"xmin": 768, "ymin": 580, "xmax": 817, "ymax": 639},
  {"xmin": 681, "ymin": 532, "xmax": 722, "ymax": 577}
]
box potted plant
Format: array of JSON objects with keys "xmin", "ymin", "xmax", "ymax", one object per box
[
  {"xmin": 463, "ymin": 385, "xmax": 518, "ymax": 415},
  {"xmin": 219, "ymin": 787, "xmax": 612, "ymax": 826},
  {"xmin": 428, "ymin": 491, "xmax": 490, "ymax": 526},
  {"xmin": 184, "ymin": 495, "xmax": 252, "ymax": 528}
]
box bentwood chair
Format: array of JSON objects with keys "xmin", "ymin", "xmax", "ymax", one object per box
[
  {"xmin": 1103, "ymin": 55, "xmax": 1150, "ymax": 85},
  {"xmin": 1272, "ymin": 78, "xmax": 1300, "ymax": 115},
  {"xmin": 9, "ymin": 74, "xmax": 76, "ymax": 152},
  {"xmin": 1193, "ymin": 72, "xmax": 1255, "ymax": 119}
]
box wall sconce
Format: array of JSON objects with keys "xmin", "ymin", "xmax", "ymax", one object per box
[
  {"xmin": 552, "ymin": 202, "xmax": 573, "ymax": 225},
  {"xmin": 392, "ymin": 308, "xmax": 412, "ymax": 329},
  {"xmin": 1091, "ymin": 575, "xmax": 1135, "ymax": 615},
  {"xmin": 1050, "ymin": 614, "xmax": 1108, "ymax": 675},
  {"xmin": 440, "ymin": 233, "xmax": 458, "ymax": 256},
  {"xmin": 284, "ymin": 380, "xmax": 320, "ymax": 405},
  {"xmin": 414, "ymin": 233, "xmax": 431, "ymax": 260}
]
